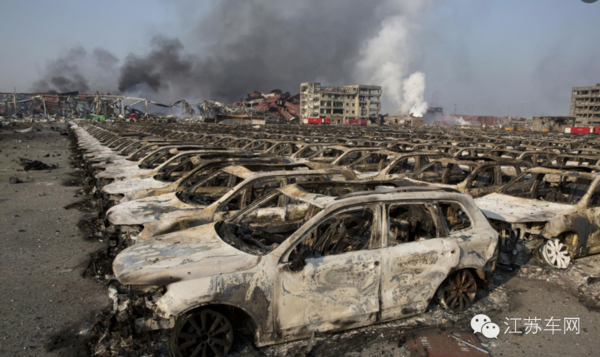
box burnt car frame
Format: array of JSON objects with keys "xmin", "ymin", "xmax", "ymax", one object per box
[
  {"xmin": 113, "ymin": 185, "xmax": 498, "ymax": 356},
  {"xmin": 475, "ymin": 166, "xmax": 600, "ymax": 268}
]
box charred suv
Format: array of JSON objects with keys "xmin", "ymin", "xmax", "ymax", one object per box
[
  {"xmin": 113, "ymin": 185, "xmax": 498, "ymax": 357},
  {"xmin": 475, "ymin": 167, "xmax": 600, "ymax": 268}
]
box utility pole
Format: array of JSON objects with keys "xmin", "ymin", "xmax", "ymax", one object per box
[
  {"xmin": 520, "ymin": 101, "xmax": 524, "ymax": 118},
  {"xmin": 453, "ymin": 104, "xmax": 457, "ymax": 117},
  {"xmin": 13, "ymin": 87, "xmax": 18, "ymax": 116},
  {"xmin": 42, "ymin": 95, "xmax": 47, "ymax": 117}
]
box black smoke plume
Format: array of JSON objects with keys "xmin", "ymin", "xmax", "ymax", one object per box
[{"xmin": 31, "ymin": 0, "xmax": 429, "ymax": 111}]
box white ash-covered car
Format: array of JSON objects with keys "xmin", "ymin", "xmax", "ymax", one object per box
[
  {"xmin": 106, "ymin": 164, "xmax": 357, "ymax": 240},
  {"xmin": 95, "ymin": 145, "xmax": 227, "ymax": 183},
  {"xmin": 108, "ymin": 157, "xmax": 288, "ymax": 202},
  {"xmin": 475, "ymin": 166, "xmax": 600, "ymax": 268},
  {"xmin": 99, "ymin": 151, "xmax": 260, "ymax": 199},
  {"xmin": 113, "ymin": 185, "xmax": 498, "ymax": 356}
]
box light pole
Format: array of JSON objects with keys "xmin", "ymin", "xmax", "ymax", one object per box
[{"xmin": 520, "ymin": 101, "xmax": 524, "ymax": 118}]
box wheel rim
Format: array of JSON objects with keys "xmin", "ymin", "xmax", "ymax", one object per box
[
  {"xmin": 541, "ymin": 238, "xmax": 571, "ymax": 269},
  {"xmin": 442, "ymin": 270, "xmax": 477, "ymax": 311},
  {"xmin": 173, "ymin": 310, "xmax": 234, "ymax": 357}
]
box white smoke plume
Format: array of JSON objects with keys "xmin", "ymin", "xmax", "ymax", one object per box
[
  {"xmin": 355, "ymin": 1, "xmax": 430, "ymax": 116},
  {"xmin": 401, "ymin": 72, "xmax": 428, "ymax": 116}
]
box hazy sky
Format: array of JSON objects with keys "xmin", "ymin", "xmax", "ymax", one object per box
[{"xmin": 1, "ymin": 0, "xmax": 598, "ymax": 117}]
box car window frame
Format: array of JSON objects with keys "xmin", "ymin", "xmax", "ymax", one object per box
[
  {"xmin": 383, "ymin": 201, "xmax": 445, "ymax": 247},
  {"xmin": 280, "ymin": 203, "xmax": 383, "ymax": 264},
  {"xmin": 437, "ymin": 200, "xmax": 474, "ymax": 235}
]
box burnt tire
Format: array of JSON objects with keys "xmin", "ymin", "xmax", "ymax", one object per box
[
  {"xmin": 437, "ymin": 270, "xmax": 477, "ymax": 312},
  {"xmin": 170, "ymin": 309, "xmax": 234, "ymax": 357}
]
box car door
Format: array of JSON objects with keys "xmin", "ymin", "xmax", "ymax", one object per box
[
  {"xmin": 274, "ymin": 205, "xmax": 383, "ymax": 338},
  {"xmin": 464, "ymin": 166, "xmax": 499, "ymax": 197},
  {"xmin": 586, "ymin": 181, "xmax": 600, "ymax": 255},
  {"xmin": 380, "ymin": 202, "xmax": 460, "ymax": 321},
  {"xmin": 383, "ymin": 157, "xmax": 417, "ymax": 180}
]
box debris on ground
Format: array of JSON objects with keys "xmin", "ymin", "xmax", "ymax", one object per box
[
  {"xmin": 9, "ymin": 176, "xmax": 23, "ymax": 184},
  {"xmin": 405, "ymin": 329, "xmax": 489, "ymax": 357},
  {"xmin": 15, "ymin": 127, "xmax": 34, "ymax": 133},
  {"xmin": 19, "ymin": 157, "xmax": 58, "ymax": 170}
]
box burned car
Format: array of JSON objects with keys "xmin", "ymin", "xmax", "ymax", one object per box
[
  {"xmin": 106, "ymin": 165, "xmax": 357, "ymax": 240},
  {"xmin": 475, "ymin": 167, "xmax": 600, "ymax": 268},
  {"xmin": 350, "ymin": 151, "xmax": 449, "ymax": 180},
  {"xmin": 406, "ymin": 157, "xmax": 532, "ymax": 198},
  {"xmin": 113, "ymin": 185, "xmax": 498, "ymax": 356},
  {"xmin": 111, "ymin": 157, "xmax": 288, "ymax": 202}
]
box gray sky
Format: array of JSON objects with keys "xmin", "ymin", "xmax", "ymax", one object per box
[{"xmin": 1, "ymin": 0, "xmax": 599, "ymax": 117}]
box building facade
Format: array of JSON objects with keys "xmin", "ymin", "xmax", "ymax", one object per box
[
  {"xmin": 300, "ymin": 82, "xmax": 382, "ymax": 124},
  {"xmin": 532, "ymin": 116, "xmax": 575, "ymax": 132},
  {"xmin": 570, "ymin": 84, "xmax": 600, "ymax": 125}
]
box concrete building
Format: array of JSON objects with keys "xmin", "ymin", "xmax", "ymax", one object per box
[
  {"xmin": 532, "ymin": 116, "xmax": 575, "ymax": 132},
  {"xmin": 424, "ymin": 107, "xmax": 443, "ymax": 125},
  {"xmin": 300, "ymin": 82, "xmax": 382, "ymax": 124},
  {"xmin": 570, "ymin": 84, "xmax": 600, "ymax": 125}
]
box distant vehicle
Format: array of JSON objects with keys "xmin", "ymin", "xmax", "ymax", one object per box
[
  {"xmin": 345, "ymin": 118, "xmax": 367, "ymax": 126},
  {"xmin": 302, "ymin": 117, "xmax": 330, "ymax": 125},
  {"xmin": 564, "ymin": 126, "xmax": 600, "ymax": 134}
]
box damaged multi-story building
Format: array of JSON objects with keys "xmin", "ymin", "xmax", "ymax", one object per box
[
  {"xmin": 532, "ymin": 116, "xmax": 575, "ymax": 132},
  {"xmin": 299, "ymin": 82, "xmax": 382, "ymax": 124},
  {"xmin": 570, "ymin": 84, "xmax": 600, "ymax": 126}
]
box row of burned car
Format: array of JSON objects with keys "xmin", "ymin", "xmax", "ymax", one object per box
[{"xmin": 74, "ymin": 122, "xmax": 600, "ymax": 357}]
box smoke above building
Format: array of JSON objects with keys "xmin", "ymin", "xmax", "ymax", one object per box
[{"xmin": 31, "ymin": 0, "xmax": 433, "ymax": 114}]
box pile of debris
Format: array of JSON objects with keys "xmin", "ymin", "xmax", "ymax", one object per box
[{"xmin": 233, "ymin": 89, "xmax": 300, "ymax": 122}]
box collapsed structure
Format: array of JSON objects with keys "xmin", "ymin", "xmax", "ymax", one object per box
[{"xmin": 233, "ymin": 89, "xmax": 300, "ymax": 122}]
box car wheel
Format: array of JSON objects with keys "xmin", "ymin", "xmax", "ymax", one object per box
[
  {"xmin": 540, "ymin": 238, "xmax": 571, "ymax": 269},
  {"xmin": 438, "ymin": 270, "xmax": 477, "ymax": 312},
  {"xmin": 170, "ymin": 309, "xmax": 234, "ymax": 357}
]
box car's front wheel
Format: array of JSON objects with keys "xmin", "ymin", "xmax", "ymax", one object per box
[
  {"xmin": 170, "ymin": 309, "xmax": 234, "ymax": 357},
  {"xmin": 540, "ymin": 238, "xmax": 571, "ymax": 269},
  {"xmin": 437, "ymin": 270, "xmax": 477, "ymax": 312}
]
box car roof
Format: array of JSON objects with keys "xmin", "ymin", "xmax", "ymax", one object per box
[
  {"xmin": 527, "ymin": 166, "xmax": 600, "ymax": 179},
  {"xmin": 278, "ymin": 184, "xmax": 465, "ymax": 209},
  {"xmin": 221, "ymin": 165, "xmax": 356, "ymax": 180}
]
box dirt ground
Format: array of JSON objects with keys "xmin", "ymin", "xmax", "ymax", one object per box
[
  {"xmin": 1, "ymin": 122, "xmax": 600, "ymax": 357},
  {"xmin": 0, "ymin": 123, "xmax": 106, "ymax": 357}
]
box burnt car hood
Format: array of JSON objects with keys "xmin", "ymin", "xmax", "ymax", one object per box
[
  {"xmin": 475, "ymin": 193, "xmax": 577, "ymax": 223},
  {"xmin": 102, "ymin": 177, "xmax": 171, "ymax": 196},
  {"xmin": 106, "ymin": 192, "xmax": 204, "ymax": 226},
  {"xmin": 113, "ymin": 223, "xmax": 260, "ymax": 285},
  {"xmin": 96, "ymin": 165, "xmax": 152, "ymax": 180}
]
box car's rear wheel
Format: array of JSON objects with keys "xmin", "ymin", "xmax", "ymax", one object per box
[
  {"xmin": 170, "ymin": 309, "xmax": 234, "ymax": 357},
  {"xmin": 540, "ymin": 238, "xmax": 571, "ymax": 269},
  {"xmin": 438, "ymin": 270, "xmax": 477, "ymax": 312}
]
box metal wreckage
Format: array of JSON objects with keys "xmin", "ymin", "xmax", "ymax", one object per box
[
  {"xmin": 1, "ymin": 89, "xmax": 300, "ymax": 124},
  {"xmin": 69, "ymin": 121, "xmax": 600, "ymax": 356}
]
